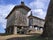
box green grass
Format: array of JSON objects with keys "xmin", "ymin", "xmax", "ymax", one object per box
[{"xmin": 29, "ymin": 36, "xmax": 48, "ymax": 40}]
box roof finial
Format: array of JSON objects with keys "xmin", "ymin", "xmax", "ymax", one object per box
[
  {"xmin": 30, "ymin": 11, "xmax": 33, "ymax": 16},
  {"xmin": 21, "ymin": 0, "xmax": 24, "ymax": 5}
]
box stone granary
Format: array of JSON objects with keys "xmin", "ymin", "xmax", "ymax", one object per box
[{"xmin": 5, "ymin": 1, "xmax": 45, "ymax": 34}]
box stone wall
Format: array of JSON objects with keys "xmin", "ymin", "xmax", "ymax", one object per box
[
  {"xmin": 14, "ymin": 8, "xmax": 29, "ymax": 26},
  {"xmin": 33, "ymin": 18, "xmax": 45, "ymax": 27},
  {"xmin": 6, "ymin": 8, "xmax": 29, "ymax": 27},
  {"xmin": 6, "ymin": 11, "xmax": 15, "ymax": 27}
]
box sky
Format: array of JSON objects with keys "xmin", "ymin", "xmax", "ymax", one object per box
[{"xmin": 0, "ymin": 0, "xmax": 50, "ymax": 33}]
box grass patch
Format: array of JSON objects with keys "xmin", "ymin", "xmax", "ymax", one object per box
[{"xmin": 29, "ymin": 36, "xmax": 48, "ymax": 40}]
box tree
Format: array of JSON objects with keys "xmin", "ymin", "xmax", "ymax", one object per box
[{"xmin": 41, "ymin": 0, "xmax": 53, "ymax": 39}]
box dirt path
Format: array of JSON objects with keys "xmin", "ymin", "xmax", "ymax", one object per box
[
  {"xmin": 0, "ymin": 33, "xmax": 41, "ymax": 40},
  {"xmin": 0, "ymin": 34, "xmax": 34, "ymax": 40}
]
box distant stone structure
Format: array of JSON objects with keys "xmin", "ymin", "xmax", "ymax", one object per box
[{"xmin": 5, "ymin": 1, "xmax": 45, "ymax": 34}]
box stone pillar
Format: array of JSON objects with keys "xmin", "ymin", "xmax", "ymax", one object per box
[
  {"xmin": 10, "ymin": 27, "xmax": 11, "ymax": 34},
  {"xmin": 32, "ymin": 26, "xmax": 34, "ymax": 28},
  {"xmin": 6, "ymin": 28, "xmax": 8, "ymax": 34},
  {"xmin": 13, "ymin": 26, "xmax": 17, "ymax": 34},
  {"xmin": 8, "ymin": 28, "xmax": 9, "ymax": 34}
]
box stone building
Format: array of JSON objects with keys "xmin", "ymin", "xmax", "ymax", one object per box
[{"xmin": 5, "ymin": 1, "xmax": 45, "ymax": 34}]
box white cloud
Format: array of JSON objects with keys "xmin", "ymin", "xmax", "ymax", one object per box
[
  {"xmin": 32, "ymin": 9, "xmax": 43, "ymax": 15},
  {"xmin": 29, "ymin": 0, "xmax": 50, "ymax": 19},
  {"xmin": 27, "ymin": 11, "xmax": 31, "ymax": 16},
  {"xmin": 29, "ymin": 1, "xmax": 44, "ymax": 9},
  {"xmin": 0, "ymin": 5, "xmax": 15, "ymax": 28},
  {"xmin": 32, "ymin": 9, "xmax": 46, "ymax": 19}
]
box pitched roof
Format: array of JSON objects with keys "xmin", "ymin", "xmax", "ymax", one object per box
[
  {"xmin": 6, "ymin": 1, "xmax": 31, "ymax": 19},
  {"xmin": 28, "ymin": 11, "xmax": 45, "ymax": 21}
]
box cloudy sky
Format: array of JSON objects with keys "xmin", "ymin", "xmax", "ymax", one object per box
[{"xmin": 0, "ymin": 0, "xmax": 50, "ymax": 33}]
